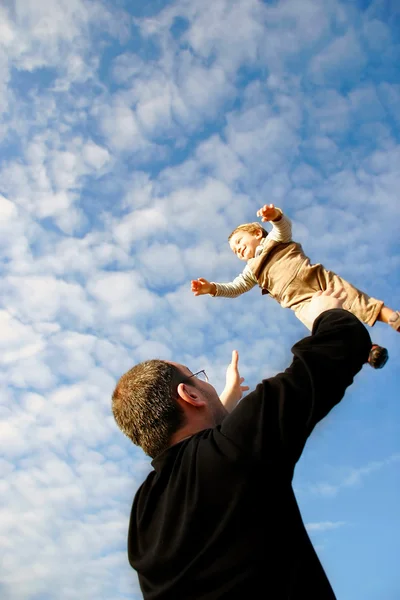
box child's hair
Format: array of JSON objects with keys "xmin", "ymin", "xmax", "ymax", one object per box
[{"xmin": 228, "ymin": 222, "xmax": 268, "ymax": 242}]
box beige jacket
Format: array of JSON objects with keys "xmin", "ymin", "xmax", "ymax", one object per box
[{"xmin": 213, "ymin": 212, "xmax": 383, "ymax": 330}]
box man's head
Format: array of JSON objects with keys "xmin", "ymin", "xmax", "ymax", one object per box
[
  {"xmin": 228, "ymin": 223, "xmax": 268, "ymax": 261},
  {"xmin": 112, "ymin": 360, "xmax": 227, "ymax": 458}
]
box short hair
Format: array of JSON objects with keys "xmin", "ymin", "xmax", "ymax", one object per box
[
  {"xmin": 112, "ymin": 360, "xmax": 186, "ymax": 458},
  {"xmin": 228, "ymin": 222, "xmax": 268, "ymax": 242}
]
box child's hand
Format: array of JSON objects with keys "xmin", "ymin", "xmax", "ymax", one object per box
[
  {"xmin": 191, "ymin": 278, "xmax": 216, "ymax": 296},
  {"xmin": 257, "ymin": 203, "xmax": 281, "ymax": 222}
]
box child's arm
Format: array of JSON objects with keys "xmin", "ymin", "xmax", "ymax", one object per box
[
  {"xmin": 257, "ymin": 203, "xmax": 292, "ymax": 243},
  {"xmin": 191, "ymin": 267, "xmax": 257, "ymax": 298},
  {"xmin": 191, "ymin": 278, "xmax": 217, "ymax": 296}
]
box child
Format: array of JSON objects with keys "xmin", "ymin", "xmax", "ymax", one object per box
[{"xmin": 191, "ymin": 204, "xmax": 400, "ymax": 369}]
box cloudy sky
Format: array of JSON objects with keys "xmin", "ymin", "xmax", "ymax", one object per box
[{"xmin": 1, "ymin": 0, "xmax": 399, "ymax": 599}]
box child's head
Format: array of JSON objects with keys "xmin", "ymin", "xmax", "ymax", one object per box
[{"xmin": 228, "ymin": 223, "xmax": 268, "ymax": 261}]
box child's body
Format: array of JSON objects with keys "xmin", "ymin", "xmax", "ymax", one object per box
[{"xmin": 191, "ymin": 204, "xmax": 399, "ymax": 368}]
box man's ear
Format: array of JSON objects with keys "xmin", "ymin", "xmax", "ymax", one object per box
[{"xmin": 177, "ymin": 383, "xmax": 207, "ymax": 408}]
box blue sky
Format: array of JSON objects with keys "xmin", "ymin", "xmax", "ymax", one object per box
[{"xmin": 1, "ymin": 0, "xmax": 399, "ymax": 599}]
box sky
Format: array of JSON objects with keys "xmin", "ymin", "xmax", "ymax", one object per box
[{"xmin": 1, "ymin": 0, "xmax": 399, "ymax": 599}]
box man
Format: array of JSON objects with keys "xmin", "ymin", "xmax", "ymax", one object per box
[{"xmin": 112, "ymin": 288, "xmax": 371, "ymax": 599}]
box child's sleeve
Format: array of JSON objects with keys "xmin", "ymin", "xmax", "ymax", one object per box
[
  {"xmin": 268, "ymin": 210, "xmax": 292, "ymax": 243},
  {"xmin": 211, "ymin": 267, "xmax": 257, "ymax": 298}
]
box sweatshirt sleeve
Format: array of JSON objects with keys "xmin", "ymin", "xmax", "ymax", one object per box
[
  {"xmin": 220, "ymin": 309, "xmax": 371, "ymax": 471},
  {"xmin": 267, "ymin": 211, "xmax": 292, "ymax": 243},
  {"xmin": 212, "ymin": 265, "xmax": 258, "ymax": 298}
]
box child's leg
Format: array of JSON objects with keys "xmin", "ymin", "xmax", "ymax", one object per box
[
  {"xmin": 292, "ymin": 299, "xmax": 389, "ymax": 370},
  {"xmin": 377, "ymin": 306, "xmax": 400, "ymax": 331},
  {"xmin": 284, "ymin": 261, "xmax": 384, "ymax": 328},
  {"xmin": 292, "ymin": 301, "xmax": 313, "ymax": 331},
  {"xmin": 314, "ymin": 267, "xmax": 384, "ymax": 327},
  {"xmin": 316, "ymin": 281, "xmax": 391, "ymax": 367}
]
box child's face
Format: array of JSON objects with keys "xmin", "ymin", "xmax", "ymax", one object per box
[{"xmin": 229, "ymin": 229, "xmax": 263, "ymax": 261}]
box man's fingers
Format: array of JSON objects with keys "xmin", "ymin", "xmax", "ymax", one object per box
[
  {"xmin": 329, "ymin": 286, "xmax": 347, "ymax": 300},
  {"xmin": 335, "ymin": 286, "xmax": 346, "ymax": 298},
  {"xmin": 313, "ymin": 287, "xmax": 346, "ymax": 298},
  {"xmin": 231, "ymin": 350, "xmax": 239, "ymax": 367},
  {"xmin": 318, "ymin": 284, "xmax": 337, "ymax": 297},
  {"xmin": 325, "ymin": 284, "xmax": 334, "ymax": 294}
]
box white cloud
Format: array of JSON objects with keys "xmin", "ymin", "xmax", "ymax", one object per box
[
  {"xmin": 309, "ymin": 29, "xmax": 367, "ymax": 85},
  {"xmin": 87, "ymin": 271, "xmax": 158, "ymax": 319},
  {"xmin": 3, "ymin": 275, "xmax": 94, "ymax": 325},
  {"xmin": 97, "ymin": 100, "xmax": 152, "ymax": 152},
  {"xmin": 0, "ymin": 135, "xmax": 114, "ymax": 234},
  {"xmin": 306, "ymin": 520, "xmax": 346, "ymax": 533},
  {"xmin": 139, "ymin": 242, "xmax": 187, "ymax": 286},
  {"xmin": 82, "ymin": 141, "xmax": 111, "ymax": 170},
  {"xmin": 0, "ymin": 194, "xmax": 17, "ymax": 220},
  {"xmin": 308, "ymin": 89, "xmax": 350, "ymax": 135},
  {"xmin": 348, "ymin": 85, "xmax": 386, "ymax": 123},
  {"xmin": 194, "ymin": 134, "xmax": 245, "ymax": 184},
  {"xmin": 1, "ymin": 1, "xmax": 399, "ymax": 599},
  {"xmin": 362, "ymin": 18, "xmax": 391, "ymax": 52},
  {"xmin": 113, "ymin": 206, "xmax": 168, "ymax": 249},
  {"xmin": 303, "ymin": 454, "xmax": 400, "ymax": 498},
  {"xmin": 0, "ymin": 310, "xmax": 39, "ymax": 349},
  {"xmin": 225, "ymin": 104, "xmax": 301, "ymax": 179}
]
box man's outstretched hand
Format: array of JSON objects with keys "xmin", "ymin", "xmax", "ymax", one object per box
[
  {"xmin": 306, "ymin": 285, "xmax": 347, "ymax": 328},
  {"xmin": 220, "ymin": 350, "xmax": 250, "ymax": 413}
]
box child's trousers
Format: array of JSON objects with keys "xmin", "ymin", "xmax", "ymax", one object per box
[
  {"xmin": 250, "ymin": 241, "xmax": 384, "ymax": 331},
  {"xmin": 291, "ymin": 260, "xmax": 384, "ymax": 331}
]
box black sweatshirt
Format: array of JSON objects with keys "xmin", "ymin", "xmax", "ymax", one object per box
[{"xmin": 128, "ymin": 309, "xmax": 371, "ymax": 599}]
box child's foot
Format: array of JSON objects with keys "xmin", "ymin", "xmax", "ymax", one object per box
[
  {"xmin": 368, "ymin": 344, "xmax": 389, "ymax": 369},
  {"xmin": 388, "ymin": 311, "xmax": 400, "ymax": 331}
]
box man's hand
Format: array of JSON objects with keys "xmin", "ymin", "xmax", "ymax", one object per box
[
  {"xmin": 256, "ymin": 203, "xmax": 281, "ymax": 222},
  {"xmin": 306, "ymin": 285, "xmax": 348, "ymax": 328},
  {"xmin": 191, "ymin": 278, "xmax": 216, "ymax": 296},
  {"xmin": 220, "ymin": 350, "xmax": 250, "ymax": 412}
]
